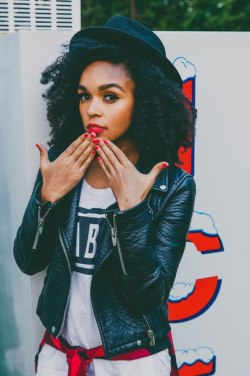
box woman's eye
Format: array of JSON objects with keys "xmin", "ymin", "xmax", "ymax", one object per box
[
  {"xmin": 79, "ymin": 93, "xmax": 90, "ymax": 102},
  {"xmin": 104, "ymin": 94, "xmax": 118, "ymax": 102}
]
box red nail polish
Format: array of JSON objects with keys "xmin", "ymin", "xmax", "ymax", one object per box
[
  {"xmin": 94, "ymin": 145, "xmax": 99, "ymax": 150},
  {"xmin": 91, "ymin": 150, "xmax": 96, "ymax": 155},
  {"xmin": 82, "ymin": 133, "xmax": 89, "ymax": 138},
  {"xmin": 97, "ymin": 157, "xmax": 101, "ymax": 161},
  {"xmin": 162, "ymin": 162, "xmax": 169, "ymax": 168},
  {"xmin": 90, "ymin": 132, "xmax": 96, "ymax": 138},
  {"xmin": 93, "ymin": 138, "xmax": 100, "ymax": 144},
  {"xmin": 104, "ymin": 139, "xmax": 109, "ymax": 145},
  {"xmin": 35, "ymin": 144, "xmax": 41, "ymax": 151}
]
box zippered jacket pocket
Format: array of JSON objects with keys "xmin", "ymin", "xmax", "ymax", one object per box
[{"xmin": 13, "ymin": 174, "xmax": 61, "ymax": 275}]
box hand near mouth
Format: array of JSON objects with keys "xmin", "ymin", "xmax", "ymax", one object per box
[
  {"xmin": 36, "ymin": 133, "xmax": 97, "ymax": 203},
  {"xmin": 93, "ymin": 139, "xmax": 169, "ymax": 211}
]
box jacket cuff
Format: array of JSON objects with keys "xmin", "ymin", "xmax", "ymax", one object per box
[
  {"xmin": 34, "ymin": 181, "xmax": 66, "ymax": 209},
  {"xmin": 106, "ymin": 198, "xmax": 153, "ymax": 229}
]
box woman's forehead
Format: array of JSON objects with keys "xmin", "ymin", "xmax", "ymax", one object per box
[{"xmin": 79, "ymin": 61, "xmax": 134, "ymax": 89}]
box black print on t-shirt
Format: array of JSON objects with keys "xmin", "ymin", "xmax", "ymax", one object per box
[{"xmin": 74, "ymin": 208, "xmax": 107, "ymax": 275}]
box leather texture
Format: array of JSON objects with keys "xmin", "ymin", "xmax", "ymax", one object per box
[{"xmin": 13, "ymin": 146, "xmax": 196, "ymax": 358}]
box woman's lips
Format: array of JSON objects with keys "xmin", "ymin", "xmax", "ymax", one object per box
[{"xmin": 87, "ymin": 125, "xmax": 106, "ymax": 134}]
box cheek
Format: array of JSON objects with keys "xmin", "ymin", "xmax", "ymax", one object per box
[
  {"xmin": 124, "ymin": 103, "xmax": 134, "ymax": 127},
  {"xmin": 115, "ymin": 101, "xmax": 134, "ymax": 126},
  {"xmin": 79, "ymin": 103, "xmax": 82, "ymax": 116},
  {"xmin": 79, "ymin": 104, "xmax": 87, "ymax": 122}
]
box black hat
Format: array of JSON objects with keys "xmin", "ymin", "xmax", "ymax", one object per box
[{"xmin": 70, "ymin": 15, "xmax": 182, "ymax": 87}]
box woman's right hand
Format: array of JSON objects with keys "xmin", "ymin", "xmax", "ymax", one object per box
[{"xmin": 36, "ymin": 133, "xmax": 96, "ymax": 203}]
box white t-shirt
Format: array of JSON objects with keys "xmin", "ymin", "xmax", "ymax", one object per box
[
  {"xmin": 62, "ymin": 178, "xmax": 116, "ymax": 348},
  {"xmin": 59, "ymin": 179, "xmax": 171, "ymax": 375}
]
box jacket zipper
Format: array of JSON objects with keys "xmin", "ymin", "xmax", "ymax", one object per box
[
  {"xmin": 106, "ymin": 213, "xmax": 128, "ymax": 276},
  {"xmin": 32, "ymin": 205, "xmax": 52, "ymax": 251},
  {"xmin": 106, "ymin": 211, "xmax": 156, "ymax": 348},
  {"xmin": 143, "ymin": 314, "xmax": 156, "ymax": 346},
  {"xmin": 56, "ymin": 226, "xmax": 72, "ymax": 338}
]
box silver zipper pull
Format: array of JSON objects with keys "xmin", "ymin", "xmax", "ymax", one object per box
[
  {"xmin": 143, "ymin": 314, "xmax": 156, "ymax": 347},
  {"xmin": 147, "ymin": 329, "xmax": 156, "ymax": 346},
  {"xmin": 32, "ymin": 205, "xmax": 52, "ymax": 251},
  {"xmin": 32, "ymin": 217, "xmax": 44, "ymax": 251},
  {"xmin": 107, "ymin": 213, "xmax": 128, "ymax": 276},
  {"xmin": 38, "ymin": 217, "xmax": 45, "ymax": 235},
  {"xmin": 111, "ymin": 228, "xmax": 117, "ymax": 246},
  {"xmin": 32, "ymin": 229, "xmax": 40, "ymax": 251}
]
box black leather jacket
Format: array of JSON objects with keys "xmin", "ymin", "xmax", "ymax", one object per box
[{"xmin": 14, "ymin": 146, "xmax": 196, "ymax": 358}]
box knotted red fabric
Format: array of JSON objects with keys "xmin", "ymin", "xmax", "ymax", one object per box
[
  {"xmin": 36, "ymin": 330, "xmax": 179, "ymax": 375},
  {"xmin": 36, "ymin": 330, "xmax": 151, "ymax": 376}
]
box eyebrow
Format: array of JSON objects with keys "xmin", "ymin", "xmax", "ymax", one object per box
[{"xmin": 78, "ymin": 83, "xmax": 126, "ymax": 93}]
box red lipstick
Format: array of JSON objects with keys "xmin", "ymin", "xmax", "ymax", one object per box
[{"xmin": 87, "ymin": 123, "xmax": 106, "ymax": 134}]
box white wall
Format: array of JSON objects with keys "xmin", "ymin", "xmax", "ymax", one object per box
[
  {"xmin": 158, "ymin": 31, "xmax": 250, "ymax": 375},
  {"xmin": 0, "ymin": 31, "xmax": 72, "ymax": 376}
]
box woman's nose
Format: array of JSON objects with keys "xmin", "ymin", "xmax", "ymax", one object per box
[{"xmin": 86, "ymin": 98, "xmax": 102, "ymax": 117}]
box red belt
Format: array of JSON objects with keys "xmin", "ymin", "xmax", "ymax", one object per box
[{"xmin": 36, "ymin": 330, "xmax": 151, "ymax": 376}]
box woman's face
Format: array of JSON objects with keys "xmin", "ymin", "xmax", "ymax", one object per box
[{"xmin": 78, "ymin": 61, "xmax": 135, "ymax": 142}]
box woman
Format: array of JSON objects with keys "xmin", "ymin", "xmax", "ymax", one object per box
[{"xmin": 14, "ymin": 16, "xmax": 196, "ymax": 376}]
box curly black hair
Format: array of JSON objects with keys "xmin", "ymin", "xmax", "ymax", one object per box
[{"xmin": 41, "ymin": 37, "xmax": 196, "ymax": 169}]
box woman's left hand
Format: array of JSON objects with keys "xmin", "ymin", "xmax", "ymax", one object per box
[{"xmin": 94, "ymin": 139, "xmax": 169, "ymax": 211}]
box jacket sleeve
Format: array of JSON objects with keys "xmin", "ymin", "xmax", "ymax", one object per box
[
  {"xmin": 106, "ymin": 173, "xmax": 196, "ymax": 314},
  {"xmin": 13, "ymin": 148, "xmax": 64, "ymax": 275}
]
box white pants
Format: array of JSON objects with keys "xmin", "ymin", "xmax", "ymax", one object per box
[{"xmin": 36, "ymin": 343, "xmax": 171, "ymax": 376}]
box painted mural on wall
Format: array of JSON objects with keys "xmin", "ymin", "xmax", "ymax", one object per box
[{"xmin": 168, "ymin": 57, "xmax": 224, "ymax": 376}]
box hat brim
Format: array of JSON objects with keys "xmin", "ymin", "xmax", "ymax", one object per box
[{"xmin": 70, "ymin": 26, "xmax": 182, "ymax": 87}]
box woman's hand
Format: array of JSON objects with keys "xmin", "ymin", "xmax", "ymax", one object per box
[
  {"xmin": 94, "ymin": 139, "xmax": 169, "ymax": 210},
  {"xmin": 36, "ymin": 133, "xmax": 96, "ymax": 203}
]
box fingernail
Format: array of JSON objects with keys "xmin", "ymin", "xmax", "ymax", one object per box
[
  {"xmin": 82, "ymin": 133, "xmax": 89, "ymax": 138},
  {"xmin": 91, "ymin": 150, "xmax": 96, "ymax": 155},
  {"xmin": 104, "ymin": 139, "xmax": 109, "ymax": 145},
  {"xmin": 94, "ymin": 145, "xmax": 99, "ymax": 150},
  {"xmin": 90, "ymin": 132, "xmax": 96, "ymax": 138},
  {"xmin": 162, "ymin": 162, "xmax": 169, "ymax": 168},
  {"xmin": 97, "ymin": 157, "xmax": 101, "ymax": 161},
  {"xmin": 93, "ymin": 138, "xmax": 100, "ymax": 144},
  {"xmin": 35, "ymin": 144, "xmax": 41, "ymax": 151}
]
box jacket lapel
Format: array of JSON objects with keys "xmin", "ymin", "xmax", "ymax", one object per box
[{"xmin": 60, "ymin": 179, "xmax": 83, "ymax": 265}]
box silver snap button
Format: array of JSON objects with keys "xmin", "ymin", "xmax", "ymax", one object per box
[
  {"xmin": 136, "ymin": 340, "xmax": 142, "ymax": 346},
  {"xmin": 51, "ymin": 326, "xmax": 56, "ymax": 333},
  {"xmin": 159, "ymin": 184, "xmax": 166, "ymax": 190}
]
